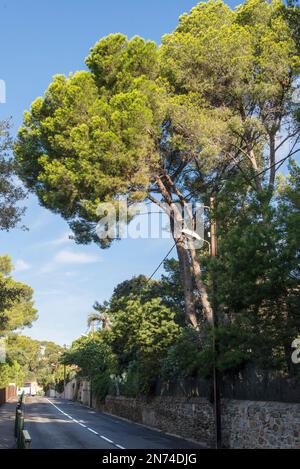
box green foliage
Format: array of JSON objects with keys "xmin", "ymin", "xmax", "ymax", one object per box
[
  {"xmin": 0, "ymin": 256, "xmax": 37, "ymax": 334},
  {"xmin": 61, "ymin": 333, "xmax": 117, "ymax": 400},
  {"xmin": 92, "ymin": 371, "xmax": 113, "ymax": 402},
  {"xmin": 0, "ymin": 361, "xmax": 25, "ymax": 388},
  {"xmin": 4, "ymin": 335, "xmax": 68, "ymax": 391},
  {"xmin": 7, "ymin": 335, "xmax": 41, "ymax": 373},
  {"xmin": 62, "ymin": 334, "xmax": 116, "ymax": 376},
  {"xmin": 108, "ymin": 266, "xmax": 189, "ymax": 328},
  {"xmin": 0, "ymin": 120, "xmax": 26, "ymax": 231},
  {"xmin": 162, "ymin": 321, "xmax": 254, "ymax": 380},
  {"xmin": 109, "ymin": 275, "xmax": 158, "ymax": 310},
  {"xmin": 64, "ymin": 288, "xmax": 181, "ymax": 397},
  {"xmin": 13, "ymin": 1, "xmax": 300, "ymax": 391},
  {"xmin": 15, "ymin": 35, "xmax": 163, "ymax": 246},
  {"xmin": 86, "ymin": 34, "xmax": 159, "ymax": 90},
  {"xmin": 285, "ymin": 0, "xmax": 300, "ymax": 53},
  {"xmin": 111, "ymin": 297, "xmax": 179, "ymax": 359},
  {"xmin": 216, "ymin": 321, "xmax": 254, "ymax": 372},
  {"xmin": 161, "ymin": 0, "xmax": 299, "ymax": 116},
  {"xmin": 202, "ymin": 161, "xmax": 300, "ymax": 372},
  {"xmin": 109, "ymin": 296, "xmax": 180, "ymax": 394},
  {"xmin": 37, "ymin": 341, "xmax": 70, "ymax": 391},
  {"xmin": 160, "ymin": 0, "xmax": 300, "ymax": 196},
  {"xmin": 161, "ymin": 328, "xmax": 203, "ymax": 380},
  {"xmin": 122, "ymin": 361, "xmax": 140, "ymax": 398},
  {"xmin": 15, "ymin": 0, "xmax": 300, "ymax": 337}
]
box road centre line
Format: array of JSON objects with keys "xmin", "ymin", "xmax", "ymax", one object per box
[
  {"xmin": 46, "ymin": 398, "xmax": 125, "ymax": 449},
  {"xmin": 88, "ymin": 428, "xmax": 99, "ymax": 435},
  {"xmin": 100, "ymin": 435, "xmax": 113, "ymax": 444}
]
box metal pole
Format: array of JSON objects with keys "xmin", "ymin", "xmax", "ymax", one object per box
[
  {"xmin": 90, "ymin": 377, "xmax": 92, "ymax": 408},
  {"xmin": 64, "ymin": 364, "xmax": 66, "ymax": 400},
  {"xmin": 210, "ymin": 196, "xmax": 222, "ymax": 449},
  {"xmin": 14, "ymin": 406, "xmax": 21, "ymax": 437},
  {"xmin": 17, "ymin": 412, "xmax": 24, "ymax": 448}
]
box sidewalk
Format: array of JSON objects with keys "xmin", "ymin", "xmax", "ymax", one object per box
[{"xmin": 0, "ymin": 399, "xmax": 17, "ymax": 448}]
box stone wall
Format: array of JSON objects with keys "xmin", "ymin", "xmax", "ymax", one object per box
[
  {"xmin": 96, "ymin": 395, "xmax": 300, "ymax": 449},
  {"xmin": 222, "ymin": 399, "xmax": 300, "ymax": 448}
]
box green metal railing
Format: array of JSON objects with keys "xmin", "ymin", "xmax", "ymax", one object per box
[{"xmin": 14, "ymin": 392, "xmax": 31, "ymax": 449}]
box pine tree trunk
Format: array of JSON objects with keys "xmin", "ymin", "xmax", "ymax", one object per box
[
  {"xmin": 150, "ymin": 177, "xmax": 199, "ymax": 328},
  {"xmin": 175, "ymin": 236, "xmax": 198, "ymax": 328},
  {"xmin": 187, "ymin": 237, "xmax": 214, "ymax": 324}
]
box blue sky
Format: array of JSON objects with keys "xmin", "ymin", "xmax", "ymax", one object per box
[{"xmin": 0, "ymin": 0, "xmax": 284, "ymax": 345}]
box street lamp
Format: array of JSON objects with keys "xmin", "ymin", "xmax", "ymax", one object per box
[
  {"xmin": 181, "ymin": 196, "xmax": 222, "ymax": 449},
  {"xmin": 181, "ymin": 228, "xmax": 211, "ymax": 255}
]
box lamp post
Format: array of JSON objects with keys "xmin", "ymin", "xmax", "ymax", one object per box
[
  {"xmin": 210, "ymin": 196, "xmax": 222, "ymax": 449},
  {"xmin": 63, "ymin": 364, "xmax": 66, "ymax": 400},
  {"xmin": 181, "ymin": 196, "xmax": 222, "ymax": 449},
  {"xmin": 63, "ymin": 344, "xmax": 67, "ymax": 400}
]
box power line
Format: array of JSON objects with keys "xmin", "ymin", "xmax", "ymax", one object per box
[
  {"xmin": 251, "ymin": 152, "xmax": 297, "ymax": 181},
  {"xmin": 136, "ymin": 149, "xmax": 300, "ymax": 292},
  {"xmin": 147, "ymin": 240, "xmax": 178, "ymax": 282},
  {"xmin": 128, "ymin": 239, "xmax": 178, "ymax": 298},
  {"xmin": 185, "ymin": 150, "xmax": 299, "ymax": 201}
]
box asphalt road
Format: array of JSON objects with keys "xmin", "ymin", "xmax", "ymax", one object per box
[{"xmin": 23, "ymin": 397, "xmax": 203, "ymax": 449}]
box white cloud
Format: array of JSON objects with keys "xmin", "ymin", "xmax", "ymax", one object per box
[
  {"xmin": 64, "ymin": 271, "xmax": 79, "ymax": 278},
  {"xmin": 37, "ymin": 231, "xmax": 73, "ymax": 248},
  {"xmin": 14, "ymin": 259, "xmax": 31, "ymax": 272},
  {"xmin": 48, "ymin": 232, "xmax": 73, "ymax": 246},
  {"xmin": 29, "ymin": 211, "xmax": 53, "ymax": 231},
  {"xmin": 35, "ymin": 289, "xmax": 64, "ymax": 296},
  {"xmin": 54, "ymin": 250, "xmax": 99, "ymax": 265},
  {"xmin": 39, "ymin": 249, "xmax": 101, "ymax": 275}
]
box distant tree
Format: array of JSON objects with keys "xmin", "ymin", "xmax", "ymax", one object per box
[
  {"xmin": 61, "ymin": 334, "xmax": 116, "ymax": 400},
  {"xmin": 37, "ymin": 341, "xmax": 70, "ymax": 391},
  {"xmin": 3, "ymin": 336, "xmax": 68, "ymax": 390},
  {"xmin": 6, "ymin": 335, "xmax": 41, "ymax": 376},
  {"xmin": 87, "ymin": 302, "xmax": 111, "ymax": 331},
  {"xmin": 0, "ymin": 120, "xmax": 26, "ymax": 230},
  {"xmin": 0, "ymin": 361, "xmax": 25, "ymax": 388},
  {"xmin": 0, "ymin": 256, "xmax": 37, "ymax": 334}
]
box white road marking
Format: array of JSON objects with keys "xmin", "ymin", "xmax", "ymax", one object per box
[
  {"xmin": 46, "ymin": 398, "xmax": 125, "ymax": 449},
  {"xmin": 100, "ymin": 435, "xmax": 114, "ymax": 444},
  {"xmin": 88, "ymin": 428, "xmax": 99, "ymax": 435}
]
